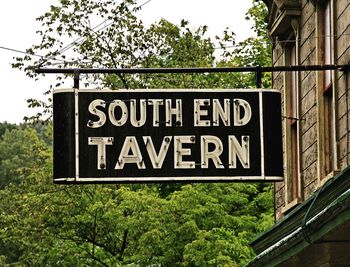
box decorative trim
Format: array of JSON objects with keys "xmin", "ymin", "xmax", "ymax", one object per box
[{"xmin": 265, "ymin": 0, "xmax": 302, "ymax": 39}]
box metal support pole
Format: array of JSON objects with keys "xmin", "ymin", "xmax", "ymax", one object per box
[
  {"xmin": 36, "ymin": 65, "xmax": 350, "ymax": 75},
  {"xmin": 74, "ymin": 69, "xmax": 80, "ymax": 89},
  {"xmin": 34, "ymin": 64, "xmax": 350, "ymax": 89},
  {"xmin": 256, "ymin": 66, "xmax": 262, "ymax": 88}
]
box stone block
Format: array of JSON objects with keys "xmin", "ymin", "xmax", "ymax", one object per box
[
  {"xmin": 300, "ymin": 15, "xmax": 315, "ymax": 48},
  {"xmin": 275, "ymin": 206, "xmax": 284, "ymax": 221},
  {"xmin": 336, "ymin": 1, "xmax": 350, "ymax": 25},
  {"xmin": 339, "ymin": 115, "xmax": 348, "ymax": 140},
  {"xmin": 337, "ymin": 43, "xmax": 350, "ymax": 65},
  {"xmin": 301, "ymin": 105, "xmax": 317, "ymax": 134},
  {"xmin": 275, "ymin": 187, "xmax": 285, "ymax": 208},
  {"xmin": 337, "ymin": 94, "xmax": 348, "ymax": 120},
  {"xmin": 336, "ymin": 71, "xmax": 348, "ymax": 99},
  {"xmin": 339, "ymin": 135, "xmax": 348, "ymax": 160},
  {"xmin": 273, "ymin": 44, "xmax": 284, "ymax": 65},
  {"xmin": 300, "ymin": 45, "xmax": 316, "ymax": 66},
  {"xmin": 303, "ymin": 161, "xmax": 317, "ymax": 188},
  {"xmin": 302, "ymin": 122, "xmax": 317, "ymax": 152},
  {"xmin": 302, "ymin": 141, "xmax": 318, "ymax": 170},
  {"xmin": 336, "ymin": 5, "xmax": 350, "ymax": 38},
  {"xmin": 301, "ymin": 1, "xmax": 315, "ymax": 28},
  {"xmin": 304, "ymin": 180, "xmax": 318, "ymax": 200},
  {"xmin": 273, "ymin": 71, "xmax": 284, "ymax": 90},
  {"xmin": 301, "ymin": 85, "xmax": 316, "ymax": 114},
  {"xmin": 336, "ymin": 25, "xmax": 350, "ymax": 60},
  {"xmin": 275, "ymin": 181, "xmax": 285, "ymax": 192},
  {"xmin": 301, "ymin": 72, "xmax": 316, "ymax": 97},
  {"xmin": 340, "ymin": 156, "xmax": 348, "ymax": 172}
]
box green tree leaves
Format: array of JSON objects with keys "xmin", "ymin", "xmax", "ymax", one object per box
[
  {"xmin": 0, "ymin": 134, "xmax": 274, "ymax": 266},
  {"xmin": 3, "ymin": 0, "xmax": 275, "ymax": 266},
  {"xmin": 0, "ymin": 126, "xmax": 49, "ymax": 188}
]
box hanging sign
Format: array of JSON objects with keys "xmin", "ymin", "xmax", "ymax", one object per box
[{"xmin": 53, "ymin": 89, "xmax": 283, "ymax": 183}]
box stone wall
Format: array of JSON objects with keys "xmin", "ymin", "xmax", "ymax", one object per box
[
  {"xmin": 272, "ymin": 0, "xmax": 350, "ymax": 220},
  {"xmin": 299, "ymin": 0, "xmax": 318, "ymax": 201},
  {"xmin": 336, "ymin": 1, "xmax": 350, "ymax": 172},
  {"xmin": 272, "ymin": 41, "xmax": 285, "ymax": 219}
]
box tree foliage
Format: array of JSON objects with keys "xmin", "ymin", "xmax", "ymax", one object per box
[
  {"xmin": 13, "ymin": 0, "xmax": 269, "ymax": 94},
  {"xmin": 3, "ymin": 0, "xmax": 274, "ymax": 266},
  {"xmin": 0, "ymin": 126, "xmax": 49, "ymax": 188},
  {"xmin": 0, "ymin": 141, "xmax": 273, "ymax": 266}
]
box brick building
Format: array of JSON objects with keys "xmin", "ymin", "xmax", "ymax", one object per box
[{"xmin": 248, "ymin": 0, "xmax": 350, "ymax": 266}]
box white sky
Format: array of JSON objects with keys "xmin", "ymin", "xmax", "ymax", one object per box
[{"xmin": 0, "ymin": 0, "xmax": 254, "ymax": 123}]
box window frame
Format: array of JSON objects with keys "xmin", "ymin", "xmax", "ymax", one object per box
[
  {"xmin": 316, "ymin": 0, "xmax": 338, "ymax": 184},
  {"xmin": 282, "ymin": 41, "xmax": 302, "ymax": 213}
]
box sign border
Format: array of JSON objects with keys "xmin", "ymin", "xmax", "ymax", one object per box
[{"xmin": 54, "ymin": 88, "xmax": 283, "ymax": 183}]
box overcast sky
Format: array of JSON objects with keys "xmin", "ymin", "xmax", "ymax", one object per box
[{"xmin": 0, "ymin": 0, "xmax": 254, "ymax": 123}]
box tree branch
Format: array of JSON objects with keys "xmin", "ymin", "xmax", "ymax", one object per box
[
  {"xmin": 104, "ymin": 41, "xmax": 130, "ymax": 89},
  {"xmin": 79, "ymin": 246, "xmax": 110, "ymax": 267},
  {"xmin": 118, "ymin": 229, "xmax": 128, "ymax": 262}
]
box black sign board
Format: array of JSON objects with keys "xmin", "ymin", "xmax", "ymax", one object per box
[{"xmin": 53, "ymin": 89, "xmax": 283, "ymax": 183}]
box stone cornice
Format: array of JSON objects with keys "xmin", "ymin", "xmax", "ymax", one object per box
[{"xmin": 260, "ymin": 0, "xmax": 301, "ymax": 39}]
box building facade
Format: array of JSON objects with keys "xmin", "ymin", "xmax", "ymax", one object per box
[{"xmin": 248, "ymin": 0, "xmax": 350, "ymax": 266}]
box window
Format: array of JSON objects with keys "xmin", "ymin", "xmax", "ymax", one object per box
[
  {"xmin": 322, "ymin": 0, "xmax": 335, "ymax": 176},
  {"xmin": 324, "ymin": 1, "xmax": 332, "ymax": 90},
  {"xmin": 290, "ymin": 45, "xmax": 298, "ymax": 123},
  {"xmin": 284, "ymin": 43, "xmax": 301, "ymax": 209}
]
